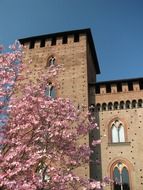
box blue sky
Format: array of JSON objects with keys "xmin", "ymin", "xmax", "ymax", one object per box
[{"xmin": 0, "ymin": 0, "xmax": 143, "ymax": 82}]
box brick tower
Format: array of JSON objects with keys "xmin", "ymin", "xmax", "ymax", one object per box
[{"xmin": 19, "ymin": 28, "xmax": 100, "ymax": 179}]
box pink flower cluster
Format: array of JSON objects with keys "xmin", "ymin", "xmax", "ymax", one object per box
[{"xmin": 0, "ymin": 42, "xmax": 106, "ymax": 190}]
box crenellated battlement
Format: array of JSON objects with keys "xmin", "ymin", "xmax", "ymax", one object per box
[
  {"xmin": 20, "ymin": 34, "xmax": 84, "ymax": 49},
  {"xmin": 19, "ymin": 28, "xmax": 100, "ymax": 74},
  {"xmin": 95, "ymin": 77, "xmax": 143, "ymax": 94},
  {"xmin": 19, "ymin": 29, "xmax": 90, "ymax": 49},
  {"xmin": 93, "ymin": 77, "xmax": 143, "ymax": 112},
  {"xmin": 96, "ymin": 98, "xmax": 143, "ymax": 112}
]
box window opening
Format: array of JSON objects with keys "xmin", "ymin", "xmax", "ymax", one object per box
[
  {"xmin": 36, "ymin": 162, "xmax": 49, "ymax": 182},
  {"xmin": 102, "ymin": 103, "xmax": 107, "ymax": 111},
  {"xmin": 120, "ymin": 101, "xmax": 124, "ymax": 109},
  {"xmin": 132, "ymin": 100, "xmax": 136, "ymax": 108},
  {"xmin": 113, "ymin": 162, "xmax": 130, "ymax": 190},
  {"xmin": 138, "ymin": 99, "xmax": 142, "ymax": 108},
  {"xmin": 45, "ymin": 82, "xmax": 56, "ymax": 98},
  {"xmin": 96, "ymin": 103, "xmax": 101, "ymax": 111},
  {"xmin": 108, "ymin": 102, "xmax": 113, "ymax": 110},
  {"xmin": 114, "ymin": 102, "xmax": 118, "ymax": 110},
  {"xmin": 111, "ymin": 120, "xmax": 125, "ymax": 143},
  {"xmin": 47, "ymin": 56, "xmax": 56, "ymax": 67},
  {"xmin": 126, "ymin": 101, "xmax": 130, "ymax": 109}
]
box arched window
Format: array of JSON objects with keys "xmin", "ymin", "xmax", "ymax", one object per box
[
  {"xmin": 45, "ymin": 82, "xmax": 56, "ymax": 98},
  {"xmin": 132, "ymin": 100, "xmax": 137, "ymax": 108},
  {"xmin": 47, "ymin": 56, "xmax": 56, "ymax": 67},
  {"xmin": 126, "ymin": 100, "xmax": 130, "ymax": 109},
  {"xmin": 120, "ymin": 101, "xmax": 124, "ymax": 109},
  {"xmin": 138, "ymin": 99, "xmax": 142, "ymax": 108},
  {"xmin": 36, "ymin": 162, "xmax": 49, "ymax": 182},
  {"xmin": 111, "ymin": 120, "xmax": 125, "ymax": 143},
  {"xmin": 102, "ymin": 103, "xmax": 107, "ymax": 111},
  {"xmin": 114, "ymin": 102, "xmax": 119, "ymax": 110},
  {"xmin": 113, "ymin": 162, "xmax": 130, "ymax": 190},
  {"xmin": 96, "ymin": 103, "xmax": 101, "ymax": 112},
  {"xmin": 108, "ymin": 102, "xmax": 113, "ymax": 110}
]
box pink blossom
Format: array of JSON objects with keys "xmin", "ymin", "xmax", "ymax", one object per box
[
  {"xmin": 0, "ymin": 42, "xmax": 107, "ymax": 190},
  {"xmin": 92, "ymin": 139, "xmax": 101, "ymax": 146}
]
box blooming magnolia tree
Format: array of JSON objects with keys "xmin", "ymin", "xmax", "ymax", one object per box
[{"xmin": 0, "ymin": 42, "xmax": 105, "ymax": 190}]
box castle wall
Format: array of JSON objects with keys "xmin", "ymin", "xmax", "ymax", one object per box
[
  {"xmin": 20, "ymin": 29, "xmax": 143, "ymax": 190},
  {"xmin": 95, "ymin": 81, "xmax": 143, "ymax": 190}
]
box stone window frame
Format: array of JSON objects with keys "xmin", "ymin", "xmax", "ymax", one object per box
[
  {"xmin": 108, "ymin": 117, "xmax": 128, "ymax": 144},
  {"xmin": 45, "ymin": 81, "xmax": 56, "ymax": 99},
  {"xmin": 109, "ymin": 158, "xmax": 133, "ymax": 190},
  {"xmin": 46, "ymin": 55, "xmax": 56, "ymax": 67}
]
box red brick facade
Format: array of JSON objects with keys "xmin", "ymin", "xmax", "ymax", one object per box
[{"xmin": 19, "ymin": 29, "xmax": 143, "ymax": 190}]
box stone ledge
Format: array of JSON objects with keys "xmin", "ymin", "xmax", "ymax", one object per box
[{"xmin": 108, "ymin": 142, "xmax": 131, "ymax": 146}]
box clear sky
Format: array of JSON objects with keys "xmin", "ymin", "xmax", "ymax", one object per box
[{"xmin": 0, "ymin": 0, "xmax": 143, "ymax": 82}]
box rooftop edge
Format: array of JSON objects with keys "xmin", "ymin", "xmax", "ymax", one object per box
[{"xmin": 19, "ymin": 28, "xmax": 100, "ymax": 74}]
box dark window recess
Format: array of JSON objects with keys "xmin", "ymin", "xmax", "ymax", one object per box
[
  {"xmin": 128, "ymin": 81, "xmax": 133, "ymax": 91},
  {"xmin": 96, "ymin": 104, "xmax": 101, "ymax": 111},
  {"xmin": 132, "ymin": 100, "xmax": 136, "ymax": 108},
  {"xmin": 138, "ymin": 99, "xmax": 142, "ymax": 108},
  {"xmin": 51, "ymin": 37, "xmax": 56, "ymax": 46},
  {"xmin": 63, "ymin": 36, "xmax": 67, "ymax": 44},
  {"xmin": 108, "ymin": 103, "xmax": 112, "ymax": 110},
  {"xmin": 40, "ymin": 39, "xmax": 45, "ymax": 47},
  {"xmin": 120, "ymin": 101, "xmax": 124, "ymax": 109},
  {"xmin": 74, "ymin": 34, "xmax": 79, "ymax": 42},
  {"xmin": 29, "ymin": 41, "xmax": 35, "ymax": 49},
  {"xmin": 114, "ymin": 102, "xmax": 118, "ymax": 109},
  {"xmin": 95, "ymin": 85, "xmax": 100, "ymax": 94},
  {"xmin": 106, "ymin": 83, "xmax": 111, "ymax": 93},
  {"xmin": 139, "ymin": 80, "xmax": 143, "ymax": 90},
  {"xmin": 126, "ymin": 101, "xmax": 130, "ymax": 109},
  {"xmin": 47, "ymin": 56, "xmax": 56, "ymax": 67},
  {"xmin": 102, "ymin": 103, "xmax": 107, "ymax": 111},
  {"xmin": 117, "ymin": 83, "xmax": 122, "ymax": 92}
]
